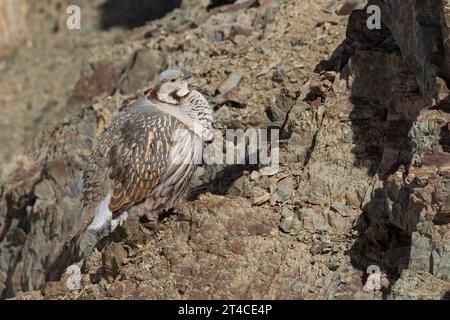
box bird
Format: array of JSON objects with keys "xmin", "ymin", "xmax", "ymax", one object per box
[
  {"xmin": 81, "ymin": 69, "xmax": 214, "ymax": 234},
  {"xmin": 48, "ymin": 70, "xmax": 214, "ymax": 280}
]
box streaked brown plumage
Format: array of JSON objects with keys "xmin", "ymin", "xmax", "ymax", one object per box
[
  {"xmin": 78, "ymin": 70, "xmax": 213, "ymax": 234},
  {"xmin": 82, "ymin": 107, "xmax": 182, "ymax": 217},
  {"xmin": 53, "ymin": 70, "xmax": 213, "ymax": 273}
]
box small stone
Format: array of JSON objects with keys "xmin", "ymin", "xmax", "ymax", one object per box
[
  {"xmin": 330, "ymin": 202, "xmax": 350, "ymax": 216},
  {"xmin": 252, "ymin": 192, "xmax": 270, "ymax": 206},
  {"xmin": 214, "ymin": 86, "xmax": 249, "ymax": 107},
  {"xmin": 213, "ymin": 30, "xmax": 224, "ymax": 42},
  {"xmin": 259, "ymin": 165, "xmax": 280, "ymax": 176},
  {"xmin": 272, "ymin": 69, "xmax": 285, "ymax": 83},
  {"xmin": 276, "ymin": 177, "xmax": 294, "ymax": 202},
  {"xmin": 223, "ymin": 86, "xmax": 248, "ymax": 107},
  {"xmin": 281, "ymin": 206, "xmax": 295, "ymax": 218},
  {"xmin": 107, "ymin": 280, "xmax": 136, "ymax": 299},
  {"xmin": 332, "ymin": 244, "xmax": 340, "ymax": 253},
  {"xmin": 102, "ymin": 243, "xmax": 129, "ymax": 280},
  {"xmin": 327, "ymin": 260, "xmax": 340, "ymax": 271},
  {"xmin": 250, "ymin": 170, "xmax": 261, "ymax": 181},
  {"xmin": 217, "ymin": 71, "xmax": 243, "ymax": 94},
  {"xmin": 64, "ymin": 264, "xmax": 82, "ymax": 292},
  {"xmin": 266, "ymin": 104, "xmax": 287, "ymax": 128},
  {"xmin": 279, "ymin": 215, "xmax": 294, "ymax": 233},
  {"xmin": 342, "ymin": 131, "xmax": 353, "ymax": 143},
  {"xmin": 134, "ymin": 272, "xmax": 146, "ymax": 282},
  {"xmin": 310, "ymin": 242, "xmax": 331, "ymax": 255},
  {"xmin": 231, "ymin": 24, "xmax": 253, "ymax": 37},
  {"xmin": 308, "ymin": 286, "xmax": 319, "ymax": 294}
]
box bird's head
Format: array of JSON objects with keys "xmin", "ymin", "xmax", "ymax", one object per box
[
  {"xmin": 151, "ymin": 69, "xmax": 192, "ymax": 105},
  {"xmin": 149, "ymin": 69, "xmax": 214, "ymax": 142}
]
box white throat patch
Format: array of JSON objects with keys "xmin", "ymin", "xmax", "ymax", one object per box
[{"xmin": 157, "ymin": 91, "xmax": 178, "ymax": 105}]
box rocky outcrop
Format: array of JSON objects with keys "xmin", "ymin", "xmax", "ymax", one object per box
[
  {"xmin": 369, "ymin": 0, "xmax": 448, "ymax": 102},
  {"xmin": 0, "ymin": 0, "xmax": 28, "ymax": 58}
]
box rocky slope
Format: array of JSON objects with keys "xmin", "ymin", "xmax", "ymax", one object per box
[{"xmin": 1, "ymin": 0, "xmax": 449, "ymax": 299}]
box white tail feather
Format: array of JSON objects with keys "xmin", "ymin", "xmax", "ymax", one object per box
[{"xmin": 88, "ymin": 192, "xmax": 112, "ymax": 232}]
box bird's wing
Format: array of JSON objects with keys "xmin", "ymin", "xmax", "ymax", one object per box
[{"xmin": 105, "ymin": 110, "xmax": 183, "ymax": 216}]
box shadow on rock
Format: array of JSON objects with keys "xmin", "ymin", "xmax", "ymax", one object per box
[
  {"xmin": 189, "ymin": 164, "xmax": 258, "ymax": 200},
  {"xmin": 100, "ymin": 0, "xmax": 182, "ymax": 30},
  {"xmin": 316, "ymin": 9, "xmax": 431, "ymax": 297}
]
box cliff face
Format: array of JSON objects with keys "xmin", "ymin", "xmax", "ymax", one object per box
[
  {"xmin": 0, "ymin": 0, "xmax": 92, "ymax": 59},
  {"xmin": 0, "ymin": 0, "xmax": 450, "ymax": 300},
  {"xmin": 369, "ymin": 0, "xmax": 448, "ymax": 102},
  {"xmin": 0, "ymin": 0, "xmax": 28, "ymax": 58}
]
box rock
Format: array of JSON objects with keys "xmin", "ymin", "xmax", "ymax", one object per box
[
  {"xmin": 272, "ymin": 69, "xmax": 285, "ymax": 83},
  {"xmin": 369, "ymin": 0, "xmax": 446, "ymax": 102},
  {"xmin": 118, "ymin": 49, "xmax": 166, "ymax": 94},
  {"xmin": 391, "ymin": 269, "xmax": 450, "ymax": 300},
  {"xmin": 215, "ymin": 71, "xmax": 250, "ymax": 107},
  {"xmin": 279, "ymin": 214, "xmax": 294, "ymax": 233},
  {"xmin": 301, "ymin": 208, "xmax": 330, "ymax": 232},
  {"xmin": 217, "ymin": 71, "xmax": 243, "ymax": 94},
  {"xmin": 107, "ymin": 280, "xmax": 137, "ymax": 299},
  {"xmin": 250, "ymin": 170, "xmax": 261, "ymax": 181},
  {"xmin": 266, "ymin": 104, "xmax": 287, "ymax": 129},
  {"xmin": 214, "ymin": 71, "xmax": 249, "ymax": 106},
  {"xmin": 327, "ymin": 259, "xmax": 340, "ymax": 271},
  {"xmin": 73, "ymin": 62, "xmax": 119, "ymax": 101},
  {"xmin": 252, "ymin": 192, "xmax": 270, "ymax": 205},
  {"xmin": 0, "ymin": 0, "xmax": 27, "ymax": 58},
  {"xmin": 221, "ymin": 0, "xmax": 258, "ymax": 12},
  {"xmin": 310, "ymin": 242, "xmax": 332, "ymax": 255},
  {"xmin": 276, "ymin": 177, "xmax": 294, "ymax": 202},
  {"xmin": 231, "ymin": 24, "xmax": 253, "ymax": 37},
  {"xmin": 279, "ymin": 207, "xmax": 300, "ymax": 233},
  {"xmin": 64, "ymin": 265, "xmax": 82, "ymax": 292},
  {"xmin": 342, "ymin": 131, "xmax": 353, "ymax": 143},
  {"xmin": 337, "ymin": 0, "xmax": 365, "ymax": 16},
  {"xmin": 258, "ymin": 165, "xmax": 280, "ymax": 176},
  {"xmin": 215, "ymin": 86, "xmax": 249, "ymax": 107}
]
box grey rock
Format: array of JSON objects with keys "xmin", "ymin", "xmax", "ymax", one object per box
[
  {"xmin": 276, "ymin": 177, "xmax": 294, "ymax": 202},
  {"xmin": 409, "ymin": 232, "xmax": 431, "ymax": 273},
  {"xmin": 217, "ymin": 71, "xmax": 243, "ymax": 94}
]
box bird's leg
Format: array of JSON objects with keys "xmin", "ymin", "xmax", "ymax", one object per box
[{"xmin": 142, "ymin": 199, "xmax": 160, "ymax": 233}]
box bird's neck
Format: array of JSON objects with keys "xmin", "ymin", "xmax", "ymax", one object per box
[{"xmin": 148, "ymin": 94, "xmax": 204, "ymax": 137}]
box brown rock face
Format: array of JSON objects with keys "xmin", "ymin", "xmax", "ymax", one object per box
[
  {"xmin": 0, "ymin": 0, "xmax": 28, "ymax": 58},
  {"xmin": 0, "ymin": 0, "xmax": 76, "ymax": 58},
  {"xmin": 369, "ymin": 0, "xmax": 447, "ymax": 102}
]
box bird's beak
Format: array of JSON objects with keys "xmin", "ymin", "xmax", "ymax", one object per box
[{"xmin": 182, "ymin": 71, "xmax": 193, "ymax": 80}]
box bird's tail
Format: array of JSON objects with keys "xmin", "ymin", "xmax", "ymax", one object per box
[{"xmin": 46, "ymin": 209, "xmax": 100, "ymax": 282}]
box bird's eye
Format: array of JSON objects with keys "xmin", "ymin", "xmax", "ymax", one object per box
[{"xmin": 170, "ymin": 79, "xmax": 176, "ymax": 82}]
